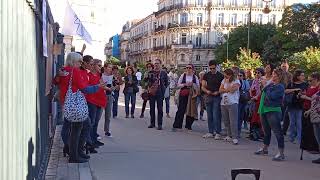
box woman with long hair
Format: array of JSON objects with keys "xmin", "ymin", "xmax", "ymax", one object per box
[
  {"xmin": 255, "ymin": 68, "xmax": 286, "ymax": 161},
  {"xmin": 219, "ymin": 69, "xmax": 241, "ymax": 145},
  {"xmin": 123, "ymin": 66, "xmax": 139, "ymax": 118}
]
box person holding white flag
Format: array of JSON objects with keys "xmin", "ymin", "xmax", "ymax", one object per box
[{"xmin": 62, "ymin": 1, "xmax": 92, "ymax": 44}]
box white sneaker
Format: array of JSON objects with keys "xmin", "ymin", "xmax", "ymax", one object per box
[
  {"xmin": 224, "ymin": 136, "xmax": 232, "ymax": 141},
  {"xmin": 232, "ymin": 139, "xmax": 239, "ymax": 145},
  {"xmin": 202, "ymin": 133, "xmax": 214, "ymax": 138},
  {"xmin": 97, "ymin": 136, "xmax": 102, "ymax": 140},
  {"xmin": 214, "ymin": 134, "xmax": 222, "ymax": 140}
]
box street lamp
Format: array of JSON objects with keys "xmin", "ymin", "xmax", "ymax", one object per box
[{"xmin": 262, "ymin": 0, "xmax": 273, "ymax": 14}]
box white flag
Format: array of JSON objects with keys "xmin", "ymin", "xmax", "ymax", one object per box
[{"xmin": 62, "ymin": 2, "xmax": 92, "ymax": 44}]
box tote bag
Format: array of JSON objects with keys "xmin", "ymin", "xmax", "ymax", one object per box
[{"xmin": 64, "ymin": 70, "xmax": 89, "ymax": 122}]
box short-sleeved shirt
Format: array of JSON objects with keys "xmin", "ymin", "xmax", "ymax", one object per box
[
  {"xmin": 220, "ymin": 79, "xmax": 240, "ymax": 105},
  {"xmin": 203, "ymin": 71, "xmax": 224, "ymax": 93}
]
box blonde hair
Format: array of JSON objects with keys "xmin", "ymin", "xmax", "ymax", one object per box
[{"xmin": 65, "ymin": 52, "xmax": 82, "ymax": 66}]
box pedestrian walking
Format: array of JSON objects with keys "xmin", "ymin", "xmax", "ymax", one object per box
[
  {"xmin": 201, "ymin": 60, "xmax": 224, "ymax": 139},
  {"xmin": 123, "ymin": 66, "xmax": 139, "ymax": 118},
  {"xmin": 102, "ymin": 63, "xmax": 116, "ymax": 137},
  {"xmin": 285, "ymin": 69, "xmax": 308, "ymax": 144},
  {"xmin": 140, "ymin": 63, "xmax": 153, "ymax": 118},
  {"xmin": 146, "ymin": 59, "xmax": 169, "ymax": 130},
  {"xmin": 254, "ymin": 68, "xmax": 286, "ymax": 161},
  {"xmin": 219, "ymin": 69, "xmax": 241, "ymax": 145},
  {"xmin": 112, "ymin": 66, "xmax": 123, "ymax": 118},
  {"xmin": 172, "ymin": 64, "xmax": 200, "ymax": 131}
]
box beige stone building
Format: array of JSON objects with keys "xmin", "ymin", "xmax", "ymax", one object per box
[{"xmin": 122, "ymin": 0, "xmax": 297, "ymax": 69}]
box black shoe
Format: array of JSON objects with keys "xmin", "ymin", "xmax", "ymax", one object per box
[
  {"xmin": 89, "ymin": 148, "xmax": 98, "ymax": 154},
  {"xmin": 140, "ymin": 114, "xmax": 144, "ymax": 118},
  {"xmin": 312, "ymin": 158, "xmax": 320, "ymax": 164},
  {"xmin": 63, "ymin": 145, "xmax": 70, "ymax": 157},
  {"xmin": 95, "ymin": 141, "xmax": 104, "ymax": 146},
  {"xmin": 131, "ymin": 115, "xmax": 134, "ymax": 118},
  {"xmin": 157, "ymin": 127, "xmax": 162, "ymax": 130},
  {"xmin": 125, "ymin": 115, "xmax": 129, "ymax": 118},
  {"xmin": 105, "ymin": 132, "xmax": 112, "ymax": 137},
  {"xmin": 69, "ymin": 157, "xmax": 88, "ymax": 163},
  {"xmin": 148, "ymin": 125, "xmax": 155, "ymax": 128},
  {"xmin": 79, "ymin": 151, "xmax": 90, "ymax": 159}
]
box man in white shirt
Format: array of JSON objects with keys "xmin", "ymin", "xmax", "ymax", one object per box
[{"xmin": 136, "ymin": 69, "xmax": 142, "ymax": 86}]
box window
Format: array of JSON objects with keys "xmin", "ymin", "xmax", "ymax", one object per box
[
  {"xmin": 196, "ymin": 55, "xmax": 201, "ymax": 61},
  {"xmin": 217, "ymin": 13, "xmax": 224, "ymax": 26},
  {"xmin": 230, "ymin": 14, "xmax": 237, "ymax": 26},
  {"xmin": 180, "ymin": 13, "xmax": 188, "ymax": 25},
  {"xmin": 256, "ymin": 14, "xmax": 263, "ymax": 24},
  {"xmin": 243, "ymin": 14, "xmax": 249, "ymax": 25},
  {"xmin": 269, "ymin": 14, "xmax": 276, "ymax": 25},
  {"xmin": 243, "ymin": 0, "xmax": 249, "ymax": 6},
  {"xmin": 231, "ymin": 0, "xmax": 237, "ymax": 7},
  {"xmin": 90, "ymin": 0, "xmax": 95, "ymax": 4},
  {"xmin": 257, "ymin": 0, "xmax": 263, "ymax": 8},
  {"xmin": 153, "ymin": 38, "xmax": 157, "ymax": 47},
  {"xmin": 218, "ymin": 0, "xmax": 224, "ymax": 6},
  {"xmin": 90, "ymin": 11, "xmax": 95, "ymax": 18},
  {"xmin": 197, "ymin": 0, "xmax": 203, "ymax": 6},
  {"xmin": 181, "ymin": 33, "xmax": 187, "ymax": 44},
  {"xmin": 181, "ymin": 54, "xmax": 186, "ymax": 62},
  {"xmin": 197, "ymin": 13, "xmax": 203, "ymax": 26},
  {"xmin": 271, "ymin": 0, "xmax": 276, "ymax": 8},
  {"xmin": 196, "ymin": 33, "xmax": 202, "ymax": 47}
]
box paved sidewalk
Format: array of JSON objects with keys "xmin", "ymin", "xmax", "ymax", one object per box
[
  {"xmin": 45, "ymin": 126, "xmax": 92, "ymax": 180},
  {"xmin": 88, "ymin": 94, "xmax": 320, "ymax": 180}
]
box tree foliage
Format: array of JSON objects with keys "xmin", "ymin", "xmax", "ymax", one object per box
[
  {"xmin": 214, "ymin": 23, "xmax": 277, "ymax": 64},
  {"xmin": 222, "ymin": 48, "xmax": 263, "ymax": 71},
  {"xmin": 288, "ymin": 47, "xmax": 320, "ymax": 75}
]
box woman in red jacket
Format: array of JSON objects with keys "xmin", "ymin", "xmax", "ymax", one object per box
[{"xmin": 87, "ymin": 59, "xmax": 108, "ymax": 150}]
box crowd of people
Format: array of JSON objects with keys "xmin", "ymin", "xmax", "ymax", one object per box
[{"xmin": 53, "ymin": 51, "xmax": 320, "ymax": 164}]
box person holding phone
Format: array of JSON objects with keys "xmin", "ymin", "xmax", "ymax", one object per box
[{"xmin": 285, "ymin": 70, "xmax": 308, "ymax": 144}]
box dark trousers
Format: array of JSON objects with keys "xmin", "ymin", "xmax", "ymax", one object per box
[
  {"xmin": 282, "ymin": 106, "xmax": 290, "ymax": 135},
  {"xmin": 69, "ymin": 122, "xmax": 83, "ymax": 161},
  {"xmin": 261, "ymin": 111, "xmax": 284, "ymax": 149},
  {"xmin": 112, "ymin": 90, "xmax": 120, "ymax": 117},
  {"xmin": 149, "ymin": 94, "xmax": 164, "ymax": 127},
  {"xmin": 165, "ymin": 97, "xmax": 170, "ymax": 114},
  {"xmin": 88, "ymin": 103, "xmax": 103, "ymax": 143},
  {"xmin": 141, "ymin": 99, "xmax": 148, "ymax": 116},
  {"xmin": 173, "ymin": 96, "xmax": 194, "ymax": 129},
  {"xmin": 125, "ymin": 92, "xmax": 137, "ymax": 116},
  {"xmin": 80, "ymin": 118, "xmax": 92, "ymax": 145},
  {"xmin": 61, "ymin": 119, "xmax": 71, "ymax": 145}
]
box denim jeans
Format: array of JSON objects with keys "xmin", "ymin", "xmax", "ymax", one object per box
[
  {"xmin": 112, "ymin": 90, "xmax": 120, "ymax": 117},
  {"xmin": 238, "ymin": 102, "xmax": 247, "ymax": 135},
  {"xmin": 261, "ymin": 111, "xmax": 284, "ymax": 149},
  {"xmin": 61, "ymin": 118, "xmax": 71, "ymax": 145},
  {"xmin": 206, "ymin": 96, "xmax": 222, "ymax": 134},
  {"xmin": 221, "ymin": 104, "xmax": 238, "ymax": 138},
  {"xmin": 165, "ymin": 97, "xmax": 170, "ymax": 114},
  {"xmin": 104, "ymin": 94, "xmax": 113, "ymax": 133},
  {"xmin": 125, "ymin": 92, "xmax": 137, "ymax": 116},
  {"xmin": 149, "ymin": 94, "xmax": 164, "ymax": 127},
  {"xmin": 313, "ymin": 123, "xmax": 320, "ymax": 149},
  {"xmin": 288, "ymin": 107, "xmax": 303, "ymax": 143},
  {"xmin": 88, "ymin": 102, "xmax": 103, "ymax": 143}
]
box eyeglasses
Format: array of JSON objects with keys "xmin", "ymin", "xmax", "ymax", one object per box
[
  {"xmin": 254, "ymin": 72, "xmax": 261, "ymax": 75},
  {"xmin": 186, "ymin": 67, "xmax": 192, "ymax": 69}
]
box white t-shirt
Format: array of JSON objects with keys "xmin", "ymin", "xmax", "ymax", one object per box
[
  {"xmin": 221, "ymin": 79, "xmax": 240, "ymax": 105},
  {"xmin": 102, "ymin": 74, "xmax": 114, "ymax": 85},
  {"xmin": 177, "ymin": 74, "xmax": 200, "ymax": 88},
  {"xmin": 136, "ymin": 72, "xmax": 142, "ymax": 81}
]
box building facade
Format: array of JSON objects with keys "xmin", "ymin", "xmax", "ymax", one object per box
[{"xmin": 121, "ymin": 0, "xmax": 297, "ymax": 69}]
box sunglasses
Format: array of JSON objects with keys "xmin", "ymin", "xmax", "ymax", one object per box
[
  {"xmin": 239, "ymin": 74, "xmax": 243, "ymax": 77},
  {"xmin": 186, "ymin": 67, "xmax": 192, "ymax": 69}
]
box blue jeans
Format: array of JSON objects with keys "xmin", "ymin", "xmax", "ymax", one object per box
[
  {"xmin": 112, "ymin": 90, "xmax": 120, "ymax": 117},
  {"xmin": 165, "ymin": 97, "xmax": 170, "ymax": 114},
  {"xmin": 88, "ymin": 102, "xmax": 103, "ymax": 143},
  {"xmin": 206, "ymin": 96, "xmax": 222, "ymax": 134},
  {"xmin": 288, "ymin": 108, "xmax": 303, "ymax": 143},
  {"xmin": 149, "ymin": 94, "xmax": 164, "ymax": 127},
  {"xmin": 238, "ymin": 102, "xmax": 247, "ymax": 135},
  {"xmin": 261, "ymin": 111, "xmax": 284, "ymax": 149},
  {"xmin": 125, "ymin": 92, "xmax": 136, "ymax": 116},
  {"xmin": 61, "ymin": 118, "xmax": 71, "ymax": 145}
]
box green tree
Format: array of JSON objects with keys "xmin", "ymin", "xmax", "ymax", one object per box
[
  {"xmin": 222, "ymin": 48, "xmax": 263, "ymax": 71},
  {"xmin": 288, "ymin": 47, "xmax": 320, "ymax": 75},
  {"xmin": 214, "ymin": 23, "xmax": 277, "ymax": 63}
]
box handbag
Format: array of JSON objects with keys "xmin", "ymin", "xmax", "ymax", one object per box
[
  {"xmin": 64, "ymin": 69, "xmax": 89, "ymax": 122},
  {"xmin": 179, "ymin": 88, "xmax": 190, "ymax": 96},
  {"xmin": 239, "ymin": 89, "xmax": 250, "ymax": 103},
  {"xmin": 141, "ymin": 92, "xmax": 150, "ymax": 101}
]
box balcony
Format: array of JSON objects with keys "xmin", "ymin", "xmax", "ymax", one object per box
[
  {"xmin": 193, "ymin": 44, "xmax": 216, "ymax": 49},
  {"xmin": 155, "ymin": 3, "xmax": 208, "ymax": 17},
  {"xmin": 171, "ymin": 43, "xmax": 193, "ymax": 50},
  {"xmin": 153, "ymin": 46, "xmax": 165, "ymax": 51},
  {"xmin": 154, "ymin": 25, "xmax": 165, "ymax": 33}
]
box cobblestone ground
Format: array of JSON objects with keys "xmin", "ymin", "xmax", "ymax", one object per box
[{"xmin": 88, "ymin": 90, "xmax": 320, "ymax": 180}]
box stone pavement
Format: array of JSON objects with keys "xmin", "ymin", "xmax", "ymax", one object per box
[{"xmin": 89, "ymin": 93, "xmax": 320, "ymax": 180}]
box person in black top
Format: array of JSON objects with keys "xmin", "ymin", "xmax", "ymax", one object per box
[
  {"xmin": 147, "ymin": 59, "xmax": 169, "ymax": 130},
  {"xmin": 285, "ymin": 69, "xmax": 309, "ymax": 144},
  {"xmin": 201, "ymin": 60, "xmax": 224, "ymax": 139},
  {"xmin": 123, "ymin": 66, "xmax": 139, "ymax": 118}
]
